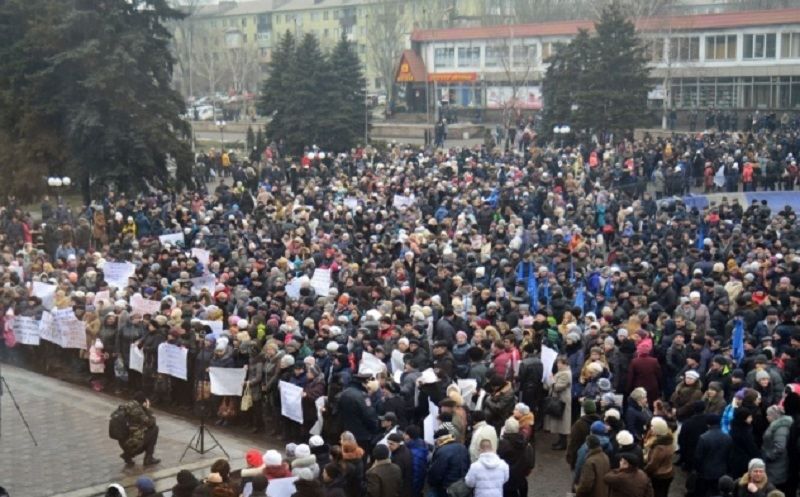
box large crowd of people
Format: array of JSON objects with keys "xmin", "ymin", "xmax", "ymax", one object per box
[{"xmin": 3, "ymin": 121, "xmax": 800, "ymax": 497}]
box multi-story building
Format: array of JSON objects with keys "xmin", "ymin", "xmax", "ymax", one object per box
[{"xmin": 394, "ymin": 7, "xmax": 800, "ymax": 118}]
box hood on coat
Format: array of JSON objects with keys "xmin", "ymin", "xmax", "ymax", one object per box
[
  {"xmin": 341, "ymin": 441, "xmax": 365, "ymax": 461},
  {"xmin": 478, "ymin": 452, "xmax": 504, "ymax": 469},
  {"xmin": 292, "ymin": 455, "xmax": 318, "ymax": 469}
]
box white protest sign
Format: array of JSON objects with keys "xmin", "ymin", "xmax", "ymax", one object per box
[
  {"xmin": 190, "ymin": 275, "xmax": 217, "ymax": 296},
  {"xmin": 359, "ymin": 351, "xmax": 386, "ymax": 376},
  {"xmin": 93, "ymin": 290, "xmax": 111, "ymax": 307},
  {"xmin": 541, "ymin": 345, "xmax": 558, "ymax": 385},
  {"xmin": 104, "ymin": 262, "xmax": 136, "ymax": 289},
  {"xmin": 310, "ymin": 268, "xmax": 331, "ymax": 297},
  {"xmin": 343, "ymin": 197, "xmax": 359, "ymax": 210},
  {"xmin": 129, "ymin": 343, "xmax": 144, "ymax": 373},
  {"xmin": 39, "ymin": 311, "xmax": 58, "ymax": 344},
  {"xmin": 309, "ymin": 395, "xmax": 326, "ymax": 436},
  {"xmin": 457, "ymin": 379, "xmax": 478, "ymax": 401},
  {"xmin": 279, "ymin": 380, "xmax": 304, "ymax": 424},
  {"xmin": 423, "ymin": 401, "xmax": 441, "ymax": 445},
  {"xmin": 159, "ymin": 232, "xmax": 185, "ymax": 247},
  {"xmin": 199, "ymin": 320, "xmax": 223, "ymax": 335},
  {"xmin": 130, "ymin": 294, "xmax": 161, "ymax": 316},
  {"xmin": 191, "ymin": 248, "xmax": 211, "ymax": 266},
  {"xmin": 266, "ymin": 477, "xmax": 298, "ymax": 497},
  {"xmin": 54, "ymin": 308, "xmax": 87, "ymax": 349},
  {"xmin": 157, "ymin": 343, "xmax": 188, "ymax": 380},
  {"xmin": 393, "ymin": 194, "xmax": 415, "ymax": 209},
  {"xmin": 9, "ymin": 262, "xmax": 23, "ymax": 281},
  {"xmin": 285, "ymin": 278, "xmax": 302, "ymax": 300},
  {"xmin": 14, "ymin": 316, "xmax": 40, "ymax": 346},
  {"xmin": 31, "ymin": 281, "xmax": 56, "ymax": 310},
  {"xmin": 209, "ymin": 367, "xmax": 247, "ymax": 396}
]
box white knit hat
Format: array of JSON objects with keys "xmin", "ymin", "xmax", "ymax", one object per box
[
  {"xmin": 616, "ymin": 430, "xmax": 634, "ymax": 446},
  {"xmin": 294, "ymin": 444, "xmax": 311, "ymax": 458},
  {"xmin": 264, "ymin": 449, "xmax": 282, "ymax": 466},
  {"xmin": 309, "ymin": 435, "xmax": 324, "ymax": 447}
]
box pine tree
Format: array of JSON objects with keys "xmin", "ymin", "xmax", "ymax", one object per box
[
  {"xmin": 258, "ymin": 30, "xmax": 295, "ymax": 142},
  {"xmin": 323, "ymin": 35, "xmax": 367, "ymax": 151}
]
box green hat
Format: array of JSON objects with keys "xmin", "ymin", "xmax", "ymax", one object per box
[{"xmin": 582, "ymin": 399, "xmax": 597, "ymax": 415}]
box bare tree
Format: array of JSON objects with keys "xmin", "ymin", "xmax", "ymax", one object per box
[
  {"xmin": 409, "ymin": 0, "xmax": 456, "ymax": 29},
  {"xmin": 170, "ymin": 0, "xmax": 205, "ymax": 97},
  {"xmin": 367, "ymin": 0, "xmax": 406, "ymax": 109},
  {"xmin": 192, "ymin": 26, "xmax": 226, "ymax": 95}
]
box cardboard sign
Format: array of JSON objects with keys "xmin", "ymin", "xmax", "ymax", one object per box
[
  {"xmin": 130, "ymin": 294, "xmax": 161, "ymax": 316},
  {"xmin": 393, "ymin": 194, "xmax": 415, "ymax": 209},
  {"xmin": 190, "ymin": 275, "xmax": 216, "ymax": 296},
  {"xmin": 191, "ymin": 248, "xmax": 211, "ymax": 266},
  {"xmin": 52, "ymin": 308, "xmax": 87, "ymax": 349}
]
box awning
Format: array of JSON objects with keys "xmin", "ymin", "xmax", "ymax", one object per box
[{"xmin": 396, "ymin": 49, "xmax": 427, "ymax": 83}]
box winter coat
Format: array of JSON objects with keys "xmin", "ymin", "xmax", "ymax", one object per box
[
  {"xmin": 677, "ymin": 411, "xmax": 707, "ymax": 470},
  {"xmin": 728, "ymin": 420, "xmax": 762, "ymax": 478},
  {"xmin": 406, "ymin": 438, "xmax": 429, "ymax": 496},
  {"xmin": 695, "ymin": 425, "xmax": 733, "ymax": 481},
  {"xmin": 311, "ymin": 443, "xmax": 331, "ymax": 469},
  {"xmin": 390, "ymin": 444, "xmax": 414, "ymax": 497},
  {"xmin": 341, "ymin": 442, "xmax": 365, "ymax": 497},
  {"xmin": 670, "ymin": 382, "xmax": 703, "ymax": 421},
  {"xmin": 366, "ymin": 460, "xmax": 402, "ymax": 497},
  {"xmin": 575, "ymin": 447, "xmax": 611, "ymax": 497},
  {"xmin": 604, "ymin": 468, "xmax": 654, "ymax": 497},
  {"xmin": 643, "ymin": 434, "xmax": 674, "ymax": 480},
  {"xmin": 627, "ymin": 355, "xmax": 662, "ymax": 405},
  {"xmin": 497, "ymin": 432, "xmax": 534, "ymax": 493},
  {"xmin": 733, "ymin": 473, "xmax": 776, "ymax": 497},
  {"xmin": 337, "ymin": 384, "xmax": 378, "ymax": 443},
  {"xmin": 484, "ymin": 382, "xmax": 516, "ymax": 432},
  {"xmin": 762, "ymin": 414, "xmax": 793, "ymax": 485},
  {"xmin": 567, "ymin": 414, "xmax": 601, "ymax": 469},
  {"xmin": 302, "ymin": 376, "xmax": 326, "ymax": 429},
  {"xmin": 517, "ymin": 356, "xmax": 545, "ymax": 409},
  {"xmin": 120, "ymin": 399, "xmax": 156, "ymax": 454},
  {"xmin": 245, "ymin": 356, "xmax": 265, "ymax": 401},
  {"xmin": 544, "ymin": 369, "xmax": 572, "ymax": 436},
  {"xmin": 624, "ymin": 403, "xmax": 653, "ymax": 442},
  {"xmin": 264, "ymin": 463, "xmax": 292, "ymax": 480},
  {"xmin": 292, "ymin": 454, "xmax": 320, "ymax": 480},
  {"xmin": 465, "ymin": 451, "xmax": 510, "ymax": 497},
  {"xmin": 292, "ymin": 479, "xmax": 325, "ymax": 497},
  {"xmin": 427, "ymin": 438, "xmax": 470, "ymax": 492}
]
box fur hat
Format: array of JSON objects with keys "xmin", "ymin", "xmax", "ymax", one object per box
[
  {"xmin": 264, "ymin": 449, "xmax": 282, "ymax": 466},
  {"xmin": 650, "ymin": 416, "xmax": 670, "ymax": 436},
  {"xmin": 616, "ymin": 430, "xmax": 634, "ymax": 446}
]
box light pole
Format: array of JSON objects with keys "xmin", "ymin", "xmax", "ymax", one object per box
[
  {"xmin": 47, "ymin": 176, "xmax": 71, "ymax": 202},
  {"xmin": 553, "ymin": 125, "xmax": 571, "ymax": 149},
  {"xmin": 216, "ymin": 120, "xmax": 226, "ymax": 151}
]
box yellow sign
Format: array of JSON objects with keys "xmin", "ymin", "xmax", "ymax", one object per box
[
  {"xmin": 428, "ymin": 72, "xmax": 477, "ymax": 83},
  {"xmin": 397, "ymin": 62, "xmax": 414, "ymax": 82}
]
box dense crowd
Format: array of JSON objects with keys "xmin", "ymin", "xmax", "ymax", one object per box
[{"xmin": 3, "ymin": 122, "xmax": 800, "ymax": 497}]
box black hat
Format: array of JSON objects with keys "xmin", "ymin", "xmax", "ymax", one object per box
[
  {"xmin": 387, "ymin": 433, "xmax": 404, "ymax": 443},
  {"xmin": 372, "ymin": 444, "xmax": 390, "ymax": 460},
  {"xmin": 378, "ymin": 412, "xmax": 399, "ymax": 424}
]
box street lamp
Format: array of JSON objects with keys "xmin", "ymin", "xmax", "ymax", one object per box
[
  {"xmin": 215, "ymin": 120, "xmax": 226, "ymax": 150},
  {"xmin": 553, "ymin": 125, "xmax": 571, "ymax": 148},
  {"xmin": 47, "ymin": 176, "xmax": 71, "ymax": 202}
]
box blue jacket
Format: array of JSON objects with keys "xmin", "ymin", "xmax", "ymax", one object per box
[
  {"xmin": 407, "ymin": 438, "xmax": 429, "ymax": 496},
  {"xmin": 427, "ymin": 439, "xmax": 470, "ymax": 491},
  {"xmin": 573, "ymin": 435, "xmax": 613, "ymax": 483}
]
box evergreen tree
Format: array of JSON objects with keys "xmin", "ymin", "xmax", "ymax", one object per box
[
  {"xmin": 258, "ymin": 30, "xmax": 295, "ymax": 142},
  {"xmin": 322, "ymin": 35, "xmax": 367, "ymax": 151},
  {"xmin": 0, "ymin": 0, "xmax": 193, "ymax": 202}
]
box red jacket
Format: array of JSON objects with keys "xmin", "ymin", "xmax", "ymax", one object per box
[{"xmin": 627, "ymin": 355, "xmax": 662, "ymax": 405}]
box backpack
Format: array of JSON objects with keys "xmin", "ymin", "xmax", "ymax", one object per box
[{"xmin": 108, "ymin": 405, "xmax": 130, "ymax": 441}]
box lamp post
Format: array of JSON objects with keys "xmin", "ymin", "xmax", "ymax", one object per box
[
  {"xmin": 47, "ymin": 176, "xmax": 71, "ymax": 202},
  {"xmin": 553, "ymin": 125, "xmax": 571, "ymax": 149},
  {"xmin": 215, "ymin": 120, "xmax": 226, "ymax": 151}
]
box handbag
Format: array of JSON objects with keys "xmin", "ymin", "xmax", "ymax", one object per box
[
  {"xmin": 241, "ymin": 383, "xmax": 253, "ymax": 412},
  {"xmin": 446, "ymin": 479, "xmax": 473, "ymax": 497},
  {"xmin": 542, "ymin": 395, "xmax": 566, "ymax": 417}
]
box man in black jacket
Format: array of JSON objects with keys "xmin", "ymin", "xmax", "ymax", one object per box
[
  {"xmin": 387, "ymin": 433, "xmax": 413, "ymax": 497},
  {"xmin": 694, "ymin": 414, "xmax": 732, "ymax": 497},
  {"xmin": 337, "ymin": 373, "xmax": 379, "ymax": 450},
  {"xmin": 517, "ymin": 343, "xmax": 544, "ymax": 429}
]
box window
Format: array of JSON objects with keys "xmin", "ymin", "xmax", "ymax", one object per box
[
  {"xmin": 324, "ymin": 10, "xmax": 329, "ymax": 20},
  {"xmin": 705, "ymin": 35, "xmax": 736, "ymax": 60},
  {"xmin": 242, "ymin": 34, "xmax": 247, "ymax": 43},
  {"xmin": 311, "ymin": 11, "xmax": 321, "ymax": 21},
  {"xmin": 744, "ymin": 33, "xmax": 776, "ymax": 59},
  {"xmin": 645, "ymin": 38, "xmax": 665, "ymax": 62},
  {"xmin": 669, "ymin": 37, "xmax": 699, "ymax": 62},
  {"xmin": 333, "ymin": 9, "xmax": 341, "ymax": 19},
  {"xmin": 541, "ymin": 42, "xmax": 557, "ymax": 61},
  {"xmin": 434, "ymin": 47, "xmax": 455, "ymax": 69},
  {"xmin": 457, "ymin": 46, "xmax": 480, "ymax": 68},
  {"xmin": 512, "ymin": 44, "xmax": 537, "ymax": 67},
  {"xmin": 485, "ymin": 45, "xmax": 508, "ymax": 68},
  {"xmin": 242, "ymin": 17, "xmax": 247, "ymax": 27},
  {"xmin": 782, "ymin": 33, "xmax": 800, "ymax": 58}
]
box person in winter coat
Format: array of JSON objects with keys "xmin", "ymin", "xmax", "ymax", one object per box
[
  {"xmin": 387, "ymin": 433, "xmax": 414, "ymax": 497},
  {"xmin": 625, "ymin": 387, "xmax": 653, "ymax": 442},
  {"xmin": 704, "ymin": 381, "xmax": 727, "ymax": 415},
  {"xmin": 302, "ymin": 365, "xmax": 326, "ymax": 438},
  {"xmin": 670, "ymin": 370, "xmax": 703, "ymax": 422},
  {"xmin": 427, "ymin": 428, "xmax": 470, "ymax": 497},
  {"xmin": 497, "ymin": 418, "xmax": 535, "ymax": 497},
  {"xmin": 517, "ymin": 344, "xmax": 544, "ymax": 424},
  {"xmin": 171, "ymin": 470, "xmax": 200, "ymax": 497},
  {"xmin": 322, "ymin": 463, "xmax": 348, "ymax": 497},
  {"xmin": 337, "ymin": 374, "xmax": 379, "ymax": 449},
  {"xmin": 340, "ymin": 432, "xmax": 366, "ymax": 497},
  {"xmin": 643, "ymin": 417, "xmax": 674, "ymax": 497},
  {"xmin": 366, "ymin": 444, "xmax": 402, "ymax": 497},
  {"xmin": 761, "ymin": 405, "xmax": 793, "ymax": 491},
  {"xmin": 512, "ymin": 403, "xmax": 535, "ymax": 442},
  {"xmin": 604, "ymin": 453, "xmax": 654, "ymax": 497},
  {"xmin": 404, "ymin": 425, "xmax": 429, "ymax": 497},
  {"xmin": 292, "ymin": 478, "xmax": 325, "ymax": 497},
  {"xmin": 695, "ymin": 414, "xmax": 733, "ymax": 497},
  {"xmin": 263, "ymin": 450, "xmax": 293, "ymax": 480},
  {"xmin": 119, "ymin": 392, "xmax": 160, "ymax": 466},
  {"xmin": 568, "ymin": 399, "xmax": 601, "ymax": 469},
  {"xmin": 470, "ymin": 411, "xmax": 499, "ymax": 462},
  {"xmin": 611, "ymin": 430, "xmax": 643, "ymax": 469},
  {"xmin": 677, "ymin": 401, "xmax": 708, "ymax": 470},
  {"xmin": 627, "ymin": 350, "xmax": 662, "ymax": 406},
  {"xmin": 465, "ymin": 439, "xmax": 510, "ymax": 497},
  {"xmin": 574, "ymin": 421, "xmax": 613, "ymax": 483},
  {"xmin": 244, "ymin": 348, "xmax": 265, "ymax": 433},
  {"xmin": 733, "ymin": 458, "xmax": 776, "ymax": 496},
  {"xmin": 574, "ymin": 435, "xmax": 610, "ymax": 497},
  {"xmin": 484, "ymin": 375, "xmax": 516, "ymax": 432},
  {"xmin": 729, "ymin": 408, "xmax": 763, "ymax": 479},
  {"xmin": 310, "ymin": 435, "xmax": 332, "ymax": 469},
  {"xmin": 135, "ymin": 476, "xmax": 164, "ymax": 497},
  {"xmin": 292, "ymin": 444, "xmax": 320, "ymax": 480},
  {"xmin": 545, "ymin": 356, "xmax": 572, "ymax": 450}
]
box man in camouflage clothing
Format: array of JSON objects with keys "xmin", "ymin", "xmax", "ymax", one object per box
[{"xmin": 119, "ymin": 391, "xmax": 160, "ymax": 467}]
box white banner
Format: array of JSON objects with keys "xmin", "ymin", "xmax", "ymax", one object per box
[
  {"xmin": 310, "ymin": 268, "xmax": 331, "ymax": 297},
  {"xmin": 359, "ymin": 351, "xmax": 386, "ymax": 376},
  {"xmin": 393, "ymin": 194, "xmax": 415, "ymax": 209},
  {"xmin": 266, "ymin": 477, "xmax": 298, "ymax": 497},
  {"xmin": 191, "ymin": 248, "xmax": 211, "ymax": 266},
  {"xmin": 39, "ymin": 311, "xmax": 58, "ymax": 344},
  {"xmin": 209, "ymin": 367, "xmax": 246, "ymax": 396},
  {"xmin": 54, "ymin": 308, "xmax": 87, "ymax": 349},
  {"xmin": 31, "ymin": 281, "xmax": 56, "ymax": 310},
  {"xmin": 541, "ymin": 345, "xmax": 558, "ymax": 385},
  {"xmin": 424, "ymin": 401, "xmax": 441, "ymax": 445},
  {"xmin": 157, "ymin": 343, "xmax": 188, "ymax": 380},
  {"xmin": 279, "ymin": 380, "xmax": 304, "ymax": 424},
  {"xmin": 190, "ymin": 275, "xmax": 217, "ymax": 296},
  {"xmin": 93, "ymin": 290, "xmax": 111, "ymax": 307},
  {"xmin": 129, "ymin": 343, "xmax": 144, "ymax": 373},
  {"xmin": 343, "ymin": 197, "xmax": 359, "ymax": 210},
  {"xmin": 13, "ymin": 316, "xmax": 40, "ymax": 346},
  {"xmin": 159, "ymin": 232, "xmax": 185, "ymax": 247},
  {"xmin": 130, "ymin": 294, "xmax": 161, "ymax": 316},
  {"xmin": 457, "ymin": 378, "xmax": 477, "ymax": 401},
  {"xmin": 104, "ymin": 262, "xmax": 136, "ymax": 289},
  {"xmin": 198, "ymin": 320, "xmax": 223, "ymax": 335},
  {"xmin": 309, "ymin": 396, "xmax": 326, "ymax": 436}
]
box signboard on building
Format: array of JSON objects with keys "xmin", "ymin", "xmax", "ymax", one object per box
[
  {"xmin": 428, "ymin": 72, "xmax": 477, "ymax": 83},
  {"xmin": 486, "ymin": 86, "xmax": 542, "ymax": 110}
]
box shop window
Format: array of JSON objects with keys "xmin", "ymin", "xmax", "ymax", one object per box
[
  {"xmin": 782, "ymin": 33, "xmax": 800, "ymax": 58},
  {"xmin": 705, "ymin": 35, "xmax": 736, "ymax": 60},
  {"xmin": 434, "ymin": 47, "xmax": 455, "ymax": 69},
  {"xmin": 743, "ymin": 33, "xmax": 776, "ymax": 59},
  {"xmin": 457, "ymin": 46, "xmax": 480, "ymax": 68}
]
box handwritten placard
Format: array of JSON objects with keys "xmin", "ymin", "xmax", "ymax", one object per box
[
  {"xmin": 103, "ymin": 262, "xmax": 136, "ymax": 290},
  {"xmin": 14, "ymin": 316, "xmax": 40, "ymax": 346},
  {"xmin": 157, "ymin": 342, "xmax": 188, "ymax": 380}
]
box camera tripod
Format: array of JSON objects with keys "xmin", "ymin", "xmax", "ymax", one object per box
[
  {"xmin": 0, "ymin": 362, "xmax": 38, "ymax": 446},
  {"xmin": 180, "ymin": 405, "xmax": 228, "ymax": 461}
]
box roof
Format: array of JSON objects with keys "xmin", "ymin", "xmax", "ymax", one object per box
[
  {"xmin": 411, "ymin": 7, "xmax": 800, "ymax": 42},
  {"xmin": 225, "ymin": 0, "xmax": 275, "ymax": 15},
  {"xmin": 272, "ymin": 0, "xmax": 368, "ymax": 13},
  {"xmin": 396, "ymin": 50, "xmax": 427, "ymax": 83}
]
